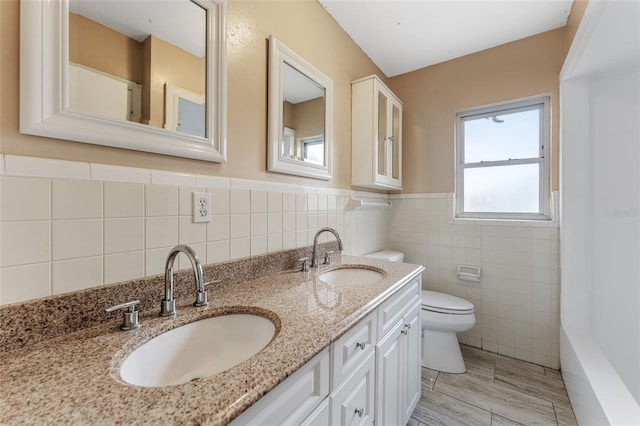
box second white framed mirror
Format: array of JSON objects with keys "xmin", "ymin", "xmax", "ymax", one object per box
[{"xmin": 267, "ymin": 36, "xmax": 333, "ymax": 180}]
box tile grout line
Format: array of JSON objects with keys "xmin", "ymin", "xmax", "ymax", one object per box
[
  {"xmin": 551, "ymin": 401, "xmax": 561, "ymax": 426},
  {"xmin": 429, "ymin": 380, "xmax": 495, "ymax": 418},
  {"xmin": 438, "ymin": 369, "xmax": 560, "ymax": 424}
]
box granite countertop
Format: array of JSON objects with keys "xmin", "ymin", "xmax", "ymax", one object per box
[{"xmin": 0, "ymin": 255, "xmax": 423, "ymax": 425}]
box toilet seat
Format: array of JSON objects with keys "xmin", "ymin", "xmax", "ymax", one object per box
[{"xmin": 421, "ymin": 290, "xmax": 474, "ymax": 315}]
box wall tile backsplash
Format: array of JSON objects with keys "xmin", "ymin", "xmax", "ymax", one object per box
[
  {"xmin": 0, "ymin": 155, "xmax": 389, "ymax": 307},
  {"xmin": 387, "ymin": 193, "xmax": 560, "ymax": 369},
  {"xmin": 0, "ymin": 154, "xmax": 560, "ymax": 369}
]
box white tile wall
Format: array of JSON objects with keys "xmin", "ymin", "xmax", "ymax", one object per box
[
  {"xmin": 104, "ymin": 182, "xmax": 144, "ymax": 218},
  {"xmin": 104, "ymin": 218, "xmax": 144, "ymax": 254},
  {"xmin": 52, "ymin": 219, "xmax": 102, "ymax": 260},
  {"xmin": 387, "ymin": 193, "xmax": 560, "ymax": 369},
  {"xmin": 52, "ymin": 180, "xmax": 102, "ymax": 219},
  {"xmin": 0, "ymin": 158, "xmax": 387, "ymax": 306},
  {"xmin": 1, "ymin": 176, "xmax": 50, "ymax": 221},
  {"xmin": 0, "ymin": 221, "xmax": 50, "ymax": 267}
]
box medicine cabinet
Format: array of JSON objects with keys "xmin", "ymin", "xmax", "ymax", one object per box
[{"xmin": 351, "ymin": 75, "xmax": 402, "ymax": 190}]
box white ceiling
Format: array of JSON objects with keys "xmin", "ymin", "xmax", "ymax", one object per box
[
  {"xmin": 283, "ymin": 63, "xmax": 325, "ymax": 104},
  {"xmin": 319, "ymin": 0, "xmax": 574, "ymax": 77}
]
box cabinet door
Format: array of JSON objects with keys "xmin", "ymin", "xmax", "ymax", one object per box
[
  {"xmin": 351, "ymin": 75, "xmax": 403, "ymax": 190},
  {"xmin": 331, "ymin": 352, "xmax": 375, "ymax": 426},
  {"xmin": 375, "ymin": 320, "xmax": 403, "ymax": 426},
  {"xmin": 402, "ymin": 305, "xmax": 422, "ymax": 425},
  {"xmin": 388, "ymin": 98, "xmax": 402, "ymax": 189},
  {"xmin": 375, "ymin": 89, "xmax": 389, "ymax": 185}
]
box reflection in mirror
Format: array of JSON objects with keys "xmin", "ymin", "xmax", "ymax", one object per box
[
  {"xmin": 164, "ymin": 83, "xmax": 205, "ymax": 137},
  {"xmin": 268, "ymin": 36, "xmax": 334, "ymax": 180},
  {"xmin": 68, "ymin": 0, "xmax": 206, "ymax": 135},
  {"xmin": 282, "ymin": 63, "xmax": 325, "ymax": 164},
  {"xmin": 20, "ymin": 0, "xmax": 226, "ymax": 162}
]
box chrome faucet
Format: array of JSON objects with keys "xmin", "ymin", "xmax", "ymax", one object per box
[
  {"xmin": 160, "ymin": 245, "xmax": 208, "ymax": 317},
  {"xmin": 311, "ymin": 227, "xmax": 344, "ymax": 267}
]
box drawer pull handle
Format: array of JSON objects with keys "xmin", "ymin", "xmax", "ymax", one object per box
[
  {"xmin": 356, "ymin": 341, "xmax": 366, "ymax": 350},
  {"xmin": 401, "ymin": 322, "xmax": 411, "ymax": 334},
  {"xmin": 355, "ymin": 407, "xmax": 364, "ymax": 417}
]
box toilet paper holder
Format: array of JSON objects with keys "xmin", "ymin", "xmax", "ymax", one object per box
[{"xmin": 457, "ymin": 264, "xmax": 481, "ymax": 283}]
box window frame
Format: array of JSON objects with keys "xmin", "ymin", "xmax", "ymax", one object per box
[{"xmin": 455, "ymin": 95, "xmax": 551, "ymax": 220}]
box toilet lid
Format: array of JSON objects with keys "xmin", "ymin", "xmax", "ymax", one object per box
[
  {"xmin": 421, "ymin": 290, "xmax": 474, "ymax": 314},
  {"xmin": 364, "ymin": 250, "xmax": 404, "ymax": 262}
]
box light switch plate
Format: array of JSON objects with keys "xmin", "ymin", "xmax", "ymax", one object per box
[{"xmin": 193, "ymin": 192, "xmax": 211, "ymax": 223}]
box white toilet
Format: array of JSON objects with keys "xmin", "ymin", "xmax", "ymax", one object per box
[
  {"xmin": 421, "ymin": 290, "xmax": 475, "ymax": 373},
  {"xmin": 364, "ymin": 250, "xmax": 476, "ymax": 374}
]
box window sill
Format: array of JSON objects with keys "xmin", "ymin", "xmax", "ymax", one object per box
[{"xmin": 449, "ymin": 216, "xmax": 558, "ymax": 228}]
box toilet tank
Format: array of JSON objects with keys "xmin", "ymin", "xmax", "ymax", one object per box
[{"xmin": 364, "ymin": 250, "xmax": 404, "ymax": 262}]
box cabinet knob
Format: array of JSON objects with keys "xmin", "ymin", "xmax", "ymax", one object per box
[
  {"xmin": 354, "ymin": 407, "xmax": 364, "ymax": 418},
  {"xmin": 356, "ymin": 341, "xmax": 367, "ymax": 350}
]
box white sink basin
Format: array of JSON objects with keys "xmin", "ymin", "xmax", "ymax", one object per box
[
  {"xmin": 319, "ymin": 266, "xmax": 384, "ymax": 285},
  {"xmin": 120, "ymin": 313, "xmax": 276, "ymax": 387}
]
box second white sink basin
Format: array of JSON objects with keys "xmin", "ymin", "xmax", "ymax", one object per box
[
  {"xmin": 120, "ymin": 313, "xmax": 276, "ymax": 387},
  {"xmin": 319, "ymin": 266, "xmax": 384, "ymax": 285}
]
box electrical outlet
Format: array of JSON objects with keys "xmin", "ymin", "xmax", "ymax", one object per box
[{"xmin": 193, "ymin": 192, "xmax": 211, "ymax": 223}]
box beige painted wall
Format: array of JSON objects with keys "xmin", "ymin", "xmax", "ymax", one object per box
[
  {"xmin": 69, "ymin": 15, "xmax": 205, "ymax": 129},
  {"xmin": 143, "ymin": 35, "xmax": 206, "ymax": 128},
  {"xmin": 293, "ymin": 97, "xmax": 324, "ymax": 139},
  {"xmin": 565, "ymin": 0, "xmax": 589, "ymax": 55},
  {"xmin": 0, "ymin": 0, "xmax": 384, "ymax": 189},
  {"xmin": 69, "ymin": 13, "xmax": 143, "ymax": 84},
  {"xmin": 1, "ymin": 0, "xmax": 587, "ymax": 193},
  {"xmin": 389, "ymin": 28, "xmax": 566, "ymax": 194}
]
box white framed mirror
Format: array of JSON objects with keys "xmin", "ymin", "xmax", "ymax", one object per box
[
  {"xmin": 20, "ymin": 0, "xmax": 227, "ymax": 162},
  {"xmin": 268, "ymin": 36, "xmax": 333, "ymax": 180}
]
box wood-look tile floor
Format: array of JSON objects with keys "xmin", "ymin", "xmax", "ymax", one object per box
[{"xmin": 409, "ymin": 345, "xmax": 578, "ymax": 426}]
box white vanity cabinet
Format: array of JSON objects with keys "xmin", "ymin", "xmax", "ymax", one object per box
[
  {"xmin": 231, "ymin": 274, "xmax": 421, "ymax": 426},
  {"xmin": 351, "ymin": 75, "xmax": 403, "ymax": 190},
  {"xmin": 228, "ymin": 348, "xmax": 330, "ymax": 426},
  {"xmin": 375, "ymin": 276, "xmax": 421, "ymax": 426},
  {"xmin": 376, "ymin": 304, "xmax": 421, "ymax": 426},
  {"xmin": 328, "ymin": 311, "xmax": 377, "ymax": 425},
  {"xmin": 329, "ymin": 351, "xmax": 376, "ymax": 425}
]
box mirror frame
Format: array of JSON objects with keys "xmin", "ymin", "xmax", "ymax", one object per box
[
  {"xmin": 20, "ymin": 0, "xmax": 227, "ymax": 162},
  {"xmin": 268, "ymin": 36, "xmax": 333, "ymax": 180}
]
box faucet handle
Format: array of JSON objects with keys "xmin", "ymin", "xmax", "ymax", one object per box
[
  {"xmin": 298, "ymin": 257, "xmax": 310, "ymax": 272},
  {"xmin": 324, "ymin": 250, "xmax": 335, "ymax": 265},
  {"xmin": 194, "ymin": 289, "xmax": 209, "ymax": 308},
  {"xmin": 106, "ymin": 300, "xmax": 141, "ymax": 331}
]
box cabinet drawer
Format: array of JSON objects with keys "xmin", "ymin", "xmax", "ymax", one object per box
[
  {"xmin": 377, "ymin": 277, "xmax": 421, "ymax": 338},
  {"xmin": 331, "ymin": 311, "xmax": 376, "ymax": 389},
  {"xmin": 229, "ymin": 348, "xmax": 330, "ymax": 426},
  {"xmin": 330, "ymin": 351, "xmax": 375, "ymax": 426}
]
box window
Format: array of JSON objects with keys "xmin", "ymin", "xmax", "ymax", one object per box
[
  {"xmin": 301, "ymin": 136, "xmax": 324, "ymax": 165},
  {"xmin": 456, "ymin": 96, "xmax": 550, "ymax": 220}
]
